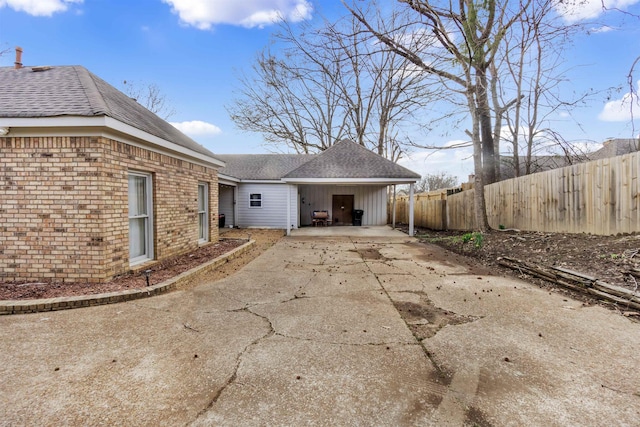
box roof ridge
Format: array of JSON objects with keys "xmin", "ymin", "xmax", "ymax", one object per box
[
  {"xmin": 72, "ymin": 65, "xmax": 110, "ymax": 116},
  {"xmin": 283, "ymin": 138, "xmax": 421, "ymax": 180}
]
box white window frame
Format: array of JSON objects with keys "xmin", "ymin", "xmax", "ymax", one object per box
[
  {"xmin": 128, "ymin": 171, "xmax": 154, "ymax": 266},
  {"xmin": 249, "ymin": 193, "xmax": 262, "ymax": 208},
  {"xmin": 198, "ymin": 182, "xmax": 209, "ymax": 243}
]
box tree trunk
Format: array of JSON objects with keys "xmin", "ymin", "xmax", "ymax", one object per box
[
  {"xmin": 476, "ymin": 67, "xmax": 496, "ymax": 185},
  {"xmin": 468, "ymin": 87, "xmax": 490, "ymax": 231},
  {"xmin": 473, "ymin": 144, "xmax": 490, "ymax": 232}
]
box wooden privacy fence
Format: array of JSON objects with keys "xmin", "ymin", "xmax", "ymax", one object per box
[
  {"xmin": 392, "ymin": 150, "xmax": 640, "ymax": 235},
  {"xmin": 390, "ymin": 189, "xmax": 450, "ymax": 230}
]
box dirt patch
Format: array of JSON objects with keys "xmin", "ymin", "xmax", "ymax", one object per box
[
  {"xmin": 393, "ymin": 295, "xmax": 480, "ymax": 341},
  {"xmin": 464, "ymin": 406, "xmax": 493, "ymax": 427},
  {"xmin": 0, "ymin": 229, "xmax": 285, "ymax": 300},
  {"xmin": 353, "ymin": 248, "xmax": 388, "ymax": 260},
  {"xmin": 406, "ymin": 226, "xmax": 640, "ymax": 309}
]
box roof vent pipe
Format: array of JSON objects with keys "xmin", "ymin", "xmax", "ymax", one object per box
[{"xmin": 15, "ymin": 46, "xmax": 23, "ymax": 69}]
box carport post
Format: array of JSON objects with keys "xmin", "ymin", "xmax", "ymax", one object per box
[
  {"xmin": 392, "ymin": 185, "xmax": 397, "ymax": 229},
  {"xmin": 408, "ymin": 183, "xmax": 415, "ymax": 236},
  {"xmin": 286, "ymin": 185, "xmax": 291, "ymax": 236}
]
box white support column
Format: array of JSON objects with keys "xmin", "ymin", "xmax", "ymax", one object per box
[
  {"xmin": 232, "ymin": 185, "xmax": 238, "ymax": 228},
  {"xmin": 408, "ymin": 183, "xmax": 415, "ymax": 236},
  {"xmin": 286, "ymin": 185, "xmax": 291, "ymax": 236}
]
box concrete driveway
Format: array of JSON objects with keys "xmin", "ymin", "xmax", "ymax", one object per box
[{"xmin": 1, "ymin": 230, "xmax": 639, "ymax": 426}]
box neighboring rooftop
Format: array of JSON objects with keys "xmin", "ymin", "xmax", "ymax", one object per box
[
  {"xmin": 590, "ymin": 138, "xmax": 639, "ymax": 160},
  {"xmin": 500, "ymin": 138, "xmax": 640, "ymax": 180},
  {"xmin": 0, "ymin": 65, "xmax": 217, "ymax": 159}
]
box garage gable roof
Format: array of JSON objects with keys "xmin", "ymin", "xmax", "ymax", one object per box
[
  {"xmin": 284, "ymin": 139, "xmax": 421, "ymax": 179},
  {"xmin": 0, "ymin": 65, "xmax": 219, "ymax": 160},
  {"xmin": 218, "ymin": 140, "xmax": 420, "ymax": 182}
]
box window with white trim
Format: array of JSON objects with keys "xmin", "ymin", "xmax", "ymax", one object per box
[
  {"xmin": 198, "ymin": 182, "xmax": 209, "ymax": 243},
  {"xmin": 249, "ymin": 193, "xmax": 262, "ymax": 208},
  {"xmin": 128, "ymin": 172, "xmax": 153, "ymax": 265}
]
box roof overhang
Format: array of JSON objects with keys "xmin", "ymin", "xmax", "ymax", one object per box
[
  {"xmin": 282, "ymin": 177, "xmax": 419, "ymax": 185},
  {"xmin": 218, "ymin": 174, "xmax": 239, "ymax": 186},
  {"xmin": 0, "ymin": 116, "xmax": 226, "ymax": 169},
  {"xmin": 217, "ymin": 177, "xmax": 418, "ymax": 185}
]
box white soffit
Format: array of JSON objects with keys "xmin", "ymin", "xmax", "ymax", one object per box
[{"xmin": 0, "ymin": 116, "xmax": 225, "ymax": 169}]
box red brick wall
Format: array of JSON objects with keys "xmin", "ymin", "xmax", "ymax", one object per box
[{"xmin": 0, "ymin": 135, "xmax": 219, "ymax": 283}]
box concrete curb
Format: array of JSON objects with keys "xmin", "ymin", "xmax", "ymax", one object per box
[{"xmin": 0, "ymin": 240, "xmax": 256, "ymax": 315}]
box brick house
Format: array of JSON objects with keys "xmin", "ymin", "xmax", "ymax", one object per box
[{"xmin": 0, "ymin": 64, "xmax": 224, "ymax": 283}]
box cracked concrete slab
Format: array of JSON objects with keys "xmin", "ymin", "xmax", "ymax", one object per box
[
  {"xmin": 207, "ymin": 270, "xmax": 312, "ymax": 306},
  {"xmin": 250, "ymin": 291, "xmax": 415, "ymax": 345},
  {"xmin": 191, "ymin": 336, "xmax": 443, "ymax": 427},
  {"xmin": 0, "ymin": 298, "xmax": 270, "ymax": 426},
  {"xmin": 1, "ymin": 228, "xmax": 639, "ymax": 426},
  {"xmin": 302, "ymin": 271, "xmax": 381, "ymax": 297}
]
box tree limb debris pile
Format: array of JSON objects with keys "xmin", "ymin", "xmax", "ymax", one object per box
[{"xmin": 498, "ymin": 256, "xmax": 640, "ymax": 313}]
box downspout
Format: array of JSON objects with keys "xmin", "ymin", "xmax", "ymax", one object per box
[{"xmin": 408, "ymin": 183, "xmax": 415, "ymax": 237}]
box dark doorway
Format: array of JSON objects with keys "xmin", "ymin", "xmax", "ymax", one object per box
[{"xmin": 332, "ymin": 195, "xmax": 354, "ymax": 225}]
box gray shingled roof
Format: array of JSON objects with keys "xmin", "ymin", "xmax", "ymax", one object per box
[
  {"xmin": 217, "ymin": 154, "xmax": 314, "ymax": 180},
  {"xmin": 590, "ymin": 138, "xmax": 639, "ymax": 160},
  {"xmin": 0, "ymin": 65, "xmax": 217, "ymax": 159},
  {"xmin": 218, "ymin": 141, "xmax": 420, "ymax": 181},
  {"xmin": 285, "ymin": 139, "xmax": 421, "ymax": 179}
]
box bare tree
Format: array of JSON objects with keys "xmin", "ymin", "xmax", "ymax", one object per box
[
  {"xmin": 599, "ymin": 2, "xmax": 640, "ymax": 135},
  {"xmin": 122, "ymin": 80, "xmax": 176, "ymax": 120},
  {"xmin": 346, "ymin": 0, "xmax": 534, "ymax": 230},
  {"xmin": 493, "ymin": 0, "xmax": 596, "ymax": 179},
  {"xmin": 227, "ymin": 13, "xmax": 433, "ymax": 159},
  {"xmin": 629, "ymin": 55, "xmax": 639, "ymax": 135},
  {"xmin": 415, "ymin": 171, "xmax": 459, "ymax": 192},
  {"xmin": 228, "ymin": 48, "xmax": 347, "ymax": 153}
]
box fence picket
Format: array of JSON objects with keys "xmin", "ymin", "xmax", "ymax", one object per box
[{"xmin": 391, "ymin": 151, "xmax": 640, "ymax": 236}]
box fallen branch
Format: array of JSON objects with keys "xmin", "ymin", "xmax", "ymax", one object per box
[{"xmin": 497, "ymin": 257, "xmax": 640, "ymax": 312}]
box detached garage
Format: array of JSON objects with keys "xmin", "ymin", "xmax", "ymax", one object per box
[{"xmin": 217, "ymin": 139, "xmax": 420, "ymax": 234}]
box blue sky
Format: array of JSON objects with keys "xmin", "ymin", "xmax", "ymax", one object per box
[{"xmin": 1, "ymin": 0, "xmax": 639, "ymax": 183}]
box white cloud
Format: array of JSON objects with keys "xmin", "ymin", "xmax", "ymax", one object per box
[
  {"xmin": 555, "ymin": 0, "xmax": 640, "ymax": 23},
  {"xmin": 598, "ymin": 82, "xmax": 640, "ymax": 122},
  {"xmin": 170, "ymin": 120, "xmax": 222, "ymax": 136},
  {"xmin": 0, "ymin": 0, "xmax": 81, "ymax": 16},
  {"xmin": 592, "ymin": 25, "xmax": 615, "ymax": 33},
  {"xmin": 161, "ymin": 0, "xmax": 313, "ymax": 30}
]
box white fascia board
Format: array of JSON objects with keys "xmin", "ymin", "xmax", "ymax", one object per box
[
  {"xmin": 218, "ymin": 174, "xmax": 239, "ymax": 186},
  {"xmin": 282, "ymin": 177, "xmax": 418, "ymax": 185},
  {"xmin": 0, "ymin": 116, "xmax": 226, "ymax": 169},
  {"xmin": 237, "ymin": 179, "xmax": 287, "ymax": 184}
]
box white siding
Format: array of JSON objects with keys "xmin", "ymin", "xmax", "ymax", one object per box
[
  {"xmin": 219, "ymin": 185, "xmax": 235, "ymax": 227},
  {"xmin": 298, "ymin": 185, "xmax": 387, "ymax": 226},
  {"xmin": 236, "ymin": 183, "xmax": 299, "ymax": 229}
]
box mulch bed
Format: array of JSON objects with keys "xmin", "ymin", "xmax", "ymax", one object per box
[
  {"xmin": 0, "ymin": 239, "xmax": 246, "ymax": 300},
  {"xmin": 411, "ymin": 227, "xmax": 640, "ymax": 292}
]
